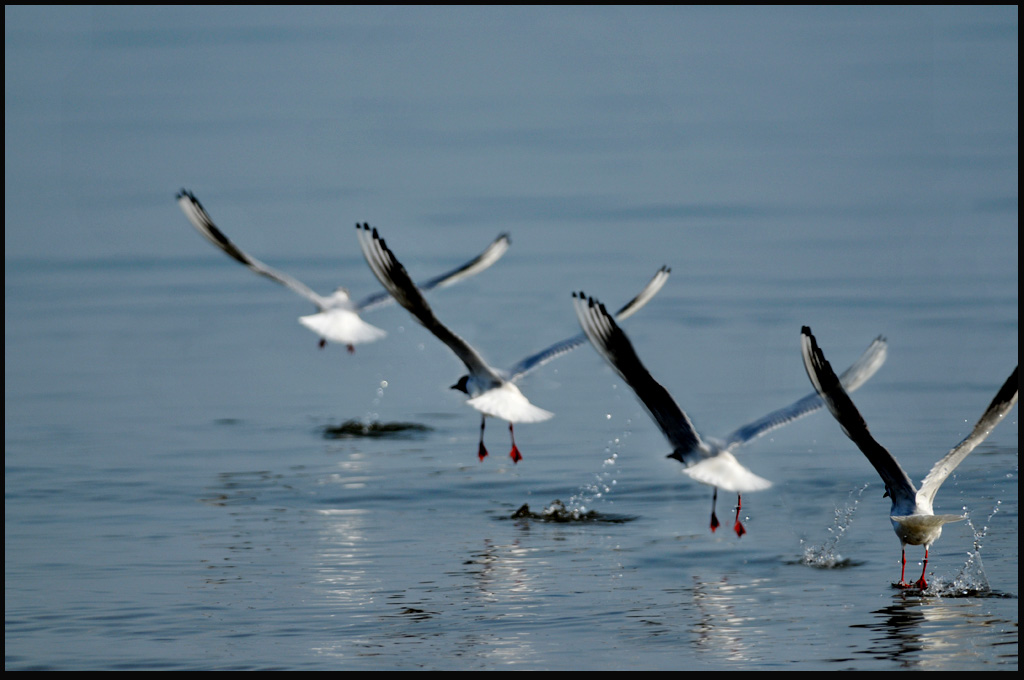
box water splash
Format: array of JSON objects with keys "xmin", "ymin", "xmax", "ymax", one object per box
[
  {"xmin": 510, "ymin": 421, "xmax": 633, "ymax": 523},
  {"xmin": 563, "ymin": 425, "xmax": 629, "ymax": 517},
  {"xmin": 320, "ymin": 379, "xmax": 431, "ymax": 439},
  {"xmin": 511, "ymin": 499, "xmax": 598, "ymax": 522},
  {"xmin": 923, "ymin": 502, "xmax": 998, "ymax": 597},
  {"xmin": 365, "ymin": 378, "xmax": 389, "ymax": 421},
  {"xmin": 799, "ymin": 483, "xmax": 869, "ymax": 568}
]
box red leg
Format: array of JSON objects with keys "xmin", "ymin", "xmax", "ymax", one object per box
[
  {"xmin": 709, "ymin": 488, "xmax": 720, "ymax": 532},
  {"xmin": 346, "ymin": 344, "xmax": 355, "ymax": 354},
  {"xmin": 897, "ymin": 548, "xmax": 909, "ymax": 588},
  {"xmin": 914, "ymin": 547, "xmax": 929, "ymax": 591},
  {"xmin": 508, "ymin": 423, "xmax": 522, "ymax": 464},
  {"xmin": 477, "ymin": 416, "xmax": 488, "ymax": 461},
  {"xmin": 319, "ymin": 338, "xmax": 327, "ymax": 349},
  {"xmin": 733, "ymin": 493, "xmax": 746, "ymax": 537}
]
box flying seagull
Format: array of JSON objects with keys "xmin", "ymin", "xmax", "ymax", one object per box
[
  {"xmin": 177, "ymin": 189, "xmax": 510, "ymax": 352},
  {"xmin": 357, "ymin": 223, "xmax": 670, "ymax": 462},
  {"xmin": 574, "ymin": 294, "xmax": 888, "ymax": 536},
  {"xmin": 801, "ymin": 325, "xmax": 1017, "ymax": 590}
]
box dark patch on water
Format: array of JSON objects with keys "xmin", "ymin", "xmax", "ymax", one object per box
[
  {"xmin": 894, "ymin": 584, "xmax": 1016, "ymax": 599},
  {"xmin": 321, "ymin": 420, "xmax": 433, "ymax": 439},
  {"xmin": 509, "ymin": 499, "xmax": 636, "ymax": 524},
  {"xmin": 791, "ymin": 555, "xmax": 865, "ymax": 569}
]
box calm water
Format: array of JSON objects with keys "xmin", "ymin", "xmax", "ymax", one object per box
[{"xmin": 5, "ymin": 7, "xmax": 1018, "ymax": 670}]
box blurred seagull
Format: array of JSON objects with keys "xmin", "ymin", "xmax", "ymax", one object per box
[
  {"xmin": 358, "ymin": 223, "xmax": 670, "ymax": 463},
  {"xmin": 800, "ymin": 326, "xmax": 1018, "ymax": 590},
  {"xmin": 574, "ymin": 294, "xmax": 888, "ymax": 537},
  {"xmin": 177, "ymin": 189, "xmax": 510, "ymax": 352}
]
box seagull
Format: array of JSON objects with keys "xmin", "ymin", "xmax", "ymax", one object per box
[
  {"xmin": 357, "ymin": 223, "xmax": 670, "ymax": 463},
  {"xmin": 574, "ymin": 294, "xmax": 888, "ymax": 537},
  {"xmin": 800, "ymin": 325, "xmax": 1018, "ymax": 590},
  {"xmin": 176, "ymin": 189, "xmax": 510, "ymax": 352}
]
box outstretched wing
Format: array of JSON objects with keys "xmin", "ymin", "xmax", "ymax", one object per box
[
  {"xmin": 356, "ymin": 223, "xmax": 501, "ymax": 382},
  {"xmin": 917, "ymin": 366, "xmax": 1018, "ymax": 511},
  {"xmin": 574, "ymin": 291, "xmax": 702, "ymax": 456},
  {"xmin": 800, "ymin": 326, "xmax": 917, "ymax": 509},
  {"xmin": 177, "ymin": 189, "xmax": 326, "ymax": 309},
  {"xmin": 356, "ymin": 233, "xmax": 511, "ymax": 312},
  {"xmin": 506, "ymin": 267, "xmax": 671, "ymax": 382},
  {"xmin": 722, "ymin": 335, "xmax": 888, "ymax": 449}
]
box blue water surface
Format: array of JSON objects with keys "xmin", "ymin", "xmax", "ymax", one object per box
[{"xmin": 5, "ymin": 6, "xmax": 1017, "ymax": 670}]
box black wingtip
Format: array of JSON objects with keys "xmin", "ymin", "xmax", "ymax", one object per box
[
  {"xmin": 991, "ymin": 365, "xmax": 1019, "ymax": 408},
  {"xmin": 801, "ymin": 327, "xmax": 824, "ymax": 362},
  {"xmin": 801, "ymin": 326, "xmax": 843, "ymax": 392}
]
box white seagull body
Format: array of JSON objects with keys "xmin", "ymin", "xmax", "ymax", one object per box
[
  {"xmin": 176, "ymin": 190, "xmax": 510, "ymax": 352},
  {"xmin": 800, "ymin": 326, "xmax": 1018, "ymax": 590},
  {"xmin": 357, "ymin": 223, "xmax": 670, "ymax": 462},
  {"xmin": 574, "ymin": 294, "xmax": 889, "ymax": 536}
]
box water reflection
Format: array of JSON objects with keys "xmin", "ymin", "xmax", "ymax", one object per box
[
  {"xmin": 311, "ymin": 472, "xmax": 553, "ymax": 665},
  {"xmin": 314, "ymin": 508, "xmax": 378, "ymax": 609},
  {"xmin": 307, "ymin": 456, "xmax": 387, "ymax": 664},
  {"xmin": 852, "ymin": 598, "xmax": 1013, "ymax": 669},
  {"xmin": 448, "ymin": 537, "xmax": 546, "ymax": 665},
  {"xmin": 689, "ymin": 574, "xmax": 770, "ymax": 664}
]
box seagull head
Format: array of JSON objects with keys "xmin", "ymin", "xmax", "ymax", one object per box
[
  {"xmin": 450, "ymin": 375, "xmax": 470, "ymax": 394},
  {"xmin": 321, "ymin": 287, "xmax": 354, "ymax": 310}
]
